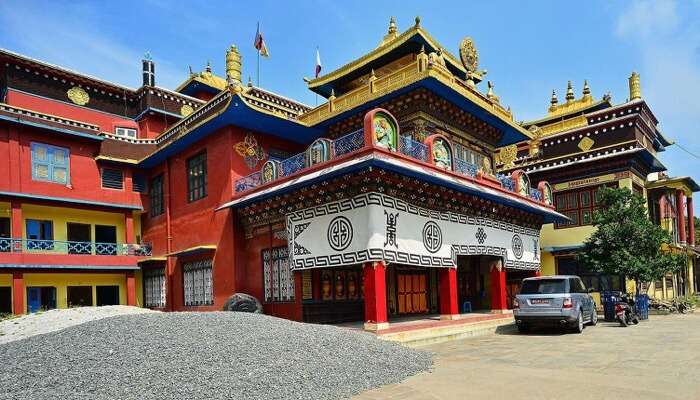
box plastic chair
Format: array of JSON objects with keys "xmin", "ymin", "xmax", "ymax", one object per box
[{"xmin": 462, "ymin": 301, "xmax": 472, "ymax": 313}]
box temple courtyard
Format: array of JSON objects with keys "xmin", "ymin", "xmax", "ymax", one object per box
[{"xmin": 356, "ymin": 313, "xmax": 700, "ymax": 400}]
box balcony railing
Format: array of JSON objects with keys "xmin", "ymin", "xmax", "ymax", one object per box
[
  {"xmin": 0, "ymin": 238, "xmax": 152, "ymax": 256},
  {"xmin": 233, "ymin": 128, "xmax": 549, "ymax": 207}
]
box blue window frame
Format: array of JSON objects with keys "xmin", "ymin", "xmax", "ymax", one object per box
[
  {"xmin": 31, "ymin": 142, "xmax": 70, "ymax": 185},
  {"xmin": 26, "ymin": 219, "xmax": 54, "ymax": 250}
]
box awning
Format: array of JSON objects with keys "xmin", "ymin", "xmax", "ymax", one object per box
[
  {"xmin": 166, "ymin": 245, "xmax": 217, "ymax": 257},
  {"xmin": 0, "ymin": 264, "xmax": 139, "ymax": 271}
]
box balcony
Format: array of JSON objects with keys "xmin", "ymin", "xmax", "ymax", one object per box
[
  {"xmin": 233, "ymin": 128, "xmax": 548, "ymax": 208},
  {"xmin": 0, "ymin": 238, "xmax": 152, "ymax": 257}
]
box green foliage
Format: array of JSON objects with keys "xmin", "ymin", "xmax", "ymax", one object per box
[
  {"xmin": 578, "ymin": 187, "xmax": 686, "ymax": 294},
  {"xmin": 694, "ymin": 216, "xmax": 700, "ymax": 245}
]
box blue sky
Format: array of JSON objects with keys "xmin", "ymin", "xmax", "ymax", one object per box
[{"xmin": 1, "ymin": 0, "xmax": 699, "ymax": 198}]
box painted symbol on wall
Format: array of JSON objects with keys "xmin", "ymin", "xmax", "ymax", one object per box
[
  {"xmin": 234, "ymin": 133, "xmax": 267, "ymax": 170},
  {"xmin": 327, "ymin": 216, "xmax": 353, "ymax": 251},
  {"xmin": 512, "ymin": 234, "xmax": 524, "ymax": 260},
  {"xmin": 384, "ymin": 211, "xmax": 399, "ymax": 248},
  {"xmin": 533, "ymin": 238, "xmax": 539, "ymax": 261},
  {"xmin": 422, "ymin": 221, "xmax": 443, "ymax": 253},
  {"xmin": 475, "ymin": 227, "xmax": 487, "ymax": 244},
  {"xmin": 292, "ymin": 223, "xmax": 311, "ymax": 255}
]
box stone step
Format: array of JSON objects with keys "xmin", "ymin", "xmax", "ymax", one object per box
[{"xmin": 378, "ymin": 316, "xmax": 514, "ymax": 347}]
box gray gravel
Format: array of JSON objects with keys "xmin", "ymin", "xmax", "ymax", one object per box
[{"xmin": 0, "ymin": 312, "xmax": 432, "ymax": 400}]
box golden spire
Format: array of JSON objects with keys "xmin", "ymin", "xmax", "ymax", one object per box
[
  {"xmin": 582, "ymin": 79, "xmax": 591, "ymax": 97},
  {"xmin": 487, "ymin": 81, "xmax": 500, "ymax": 103},
  {"xmin": 565, "ymin": 81, "xmax": 575, "ymax": 101},
  {"xmin": 379, "ymin": 17, "xmax": 399, "ymax": 46},
  {"xmin": 226, "ymin": 45, "xmax": 242, "ymax": 87},
  {"xmin": 629, "ymin": 71, "xmax": 641, "ymax": 100},
  {"xmin": 205, "ymin": 60, "xmax": 212, "ymax": 74},
  {"xmin": 550, "ymin": 89, "xmax": 558, "ymax": 106},
  {"xmin": 415, "ymin": 16, "xmax": 421, "ymax": 28}
]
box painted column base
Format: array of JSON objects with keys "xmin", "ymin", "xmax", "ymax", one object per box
[
  {"xmin": 440, "ymin": 314, "xmax": 461, "ymax": 320},
  {"xmin": 364, "ymin": 322, "xmax": 390, "ymax": 331}
]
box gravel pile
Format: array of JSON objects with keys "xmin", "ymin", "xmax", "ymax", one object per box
[
  {"xmin": 0, "ymin": 305, "xmax": 155, "ymax": 345},
  {"xmin": 0, "ymin": 312, "xmax": 432, "ymax": 400}
]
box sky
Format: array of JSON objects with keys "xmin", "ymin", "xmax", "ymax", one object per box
[{"xmin": 1, "ymin": 0, "xmax": 700, "ymax": 203}]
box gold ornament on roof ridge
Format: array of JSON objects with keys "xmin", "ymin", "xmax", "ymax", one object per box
[
  {"xmin": 180, "ymin": 104, "xmax": 194, "ymax": 117},
  {"xmin": 499, "ymin": 144, "xmax": 517, "ymax": 168},
  {"xmin": 459, "ymin": 37, "xmax": 479, "ymax": 72},
  {"xmin": 67, "ymin": 86, "xmax": 89, "ymax": 106}
]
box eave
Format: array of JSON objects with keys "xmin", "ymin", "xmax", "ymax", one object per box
[
  {"xmin": 646, "ymin": 176, "xmax": 700, "ymax": 193},
  {"xmin": 219, "ymin": 148, "xmax": 566, "ymax": 224},
  {"xmin": 0, "ymin": 190, "xmax": 142, "ymax": 210}
]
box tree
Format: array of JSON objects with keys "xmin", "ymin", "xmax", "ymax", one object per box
[
  {"xmin": 694, "ymin": 216, "xmax": 700, "ymax": 245},
  {"xmin": 578, "ymin": 187, "xmax": 686, "ymax": 295}
]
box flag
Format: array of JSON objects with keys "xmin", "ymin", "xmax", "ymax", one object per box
[
  {"xmin": 254, "ymin": 22, "xmax": 270, "ymax": 58},
  {"xmin": 315, "ymin": 48, "xmax": 322, "ymax": 78}
]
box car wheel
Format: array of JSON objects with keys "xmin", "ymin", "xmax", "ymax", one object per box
[
  {"xmin": 573, "ymin": 311, "xmax": 584, "ymax": 334},
  {"xmin": 589, "ymin": 308, "xmax": 598, "ymax": 326}
]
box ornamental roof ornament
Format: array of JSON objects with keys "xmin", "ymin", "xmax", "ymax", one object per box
[
  {"xmin": 565, "ymin": 80, "xmax": 575, "ymax": 101},
  {"xmin": 459, "ymin": 37, "xmax": 479, "ymax": 73},
  {"xmin": 379, "ymin": 17, "xmax": 400, "ymax": 46}
]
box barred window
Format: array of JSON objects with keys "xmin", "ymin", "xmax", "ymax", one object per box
[
  {"xmin": 183, "ymin": 259, "xmax": 213, "ymax": 306},
  {"xmin": 187, "ymin": 152, "xmax": 207, "ymax": 202},
  {"xmin": 31, "ymin": 142, "xmax": 70, "ymax": 185},
  {"xmin": 150, "ymin": 174, "xmax": 164, "ymax": 217},
  {"xmin": 144, "ymin": 268, "xmax": 166, "ymax": 308},
  {"xmin": 262, "ymin": 247, "xmax": 294, "ymax": 302},
  {"xmin": 101, "ymin": 168, "xmax": 124, "ymax": 190}
]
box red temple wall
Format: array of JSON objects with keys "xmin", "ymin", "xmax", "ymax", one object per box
[
  {"xmin": 6, "ymin": 90, "xmax": 137, "ymax": 134},
  {"xmin": 0, "ymin": 121, "xmax": 142, "ymax": 208}
]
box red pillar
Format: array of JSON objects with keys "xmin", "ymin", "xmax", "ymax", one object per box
[
  {"xmin": 126, "ymin": 271, "xmax": 136, "ymax": 306},
  {"xmin": 10, "ymin": 201, "xmax": 22, "ymax": 239},
  {"xmin": 12, "ymin": 271, "xmax": 24, "ymax": 315},
  {"xmin": 439, "ymin": 268, "xmax": 459, "ymax": 319},
  {"xmin": 124, "ymin": 211, "xmax": 135, "ymax": 244},
  {"xmin": 688, "ymin": 197, "xmax": 695, "ymax": 246},
  {"xmin": 363, "ymin": 261, "xmax": 388, "ymax": 331},
  {"xmin": 490, "ymin": 260, "xmax": 508, "ymax": 313},
  {"xmin": 677, "ymin": 191, "xmax": 687, "ymax": 244}
]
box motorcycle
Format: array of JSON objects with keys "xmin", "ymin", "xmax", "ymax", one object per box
[{"xmin": 614, "ymin": 293, "xmax": 640, "ymax": 327}]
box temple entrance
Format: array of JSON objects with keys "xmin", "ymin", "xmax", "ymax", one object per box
[
  {"xmin": 456, "ymin": 255, "xmax": 494, "ymax": 311},
  {"xmin": 387, "ymin": 265, "xmax": 438, "ymax": 317}
]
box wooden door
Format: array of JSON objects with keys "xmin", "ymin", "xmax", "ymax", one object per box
[{"xmin": 397, "ymin": 273, "xmax": 427, "ymax": 314}]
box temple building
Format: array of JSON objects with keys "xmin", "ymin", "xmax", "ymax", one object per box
[
  {"xmin": 0, "ymin": 17, "xmax": 692, "ymax": 327},
  {"xmin": 497, "ymin": 76, "xmax": 699, "ymax": 304}
]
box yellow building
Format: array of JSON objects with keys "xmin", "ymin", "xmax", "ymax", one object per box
[{"xmin": 497, "ymin": 75, "xmax": 698, "ymax": 301}]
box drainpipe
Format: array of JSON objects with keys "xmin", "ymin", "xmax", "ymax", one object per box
[{"xmin": 165, "ymin": 156, "xmax": 174, "ymax": 311}]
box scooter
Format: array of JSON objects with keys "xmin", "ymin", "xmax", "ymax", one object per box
[{"xmin": 614, "ymin": 293, "xmax": 640, "ymax": 327}]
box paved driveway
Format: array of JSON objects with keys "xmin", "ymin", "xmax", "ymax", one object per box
[{"xmin": 355, "ymin": 314, "xmax": 700, "ymax": 400}]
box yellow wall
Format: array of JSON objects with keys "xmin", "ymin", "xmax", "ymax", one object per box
[
  {"xmin": 133, "ymin": 211, "xmax": 142, "ymax": 242},
  {"xmin": 541, "ymin": 251, "xmax": 556, "ymax": 275},
  {"xmin": 0, "ymin": 202, "xmax": 10, "ymax": 218},
  {"xmin": 540, "ymin": 223, "xmax": 595, "ymax": 249},
  {"xmin": 0, "ymin": 273, "xmax": 11, "ymax": 287},
  {"xmin": 22, "ymin": 272, "xmax": 129, "ymax": 312},
  {"xmin": 22, "ymin": 204, "xmax": 126, "ymax": 243}
]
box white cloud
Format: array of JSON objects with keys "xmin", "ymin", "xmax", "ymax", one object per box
[
  {"xmin": 616, "ymin": 0, "xmax": 679, "ymax": 38},
  {"xmin": 0, "ymin": 3, "xmax": 184, "ymax": 89}
]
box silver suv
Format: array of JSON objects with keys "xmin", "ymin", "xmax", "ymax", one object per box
[{"xmin": 513, "ymin": 275, "xmax": 597, "ymax": 334}]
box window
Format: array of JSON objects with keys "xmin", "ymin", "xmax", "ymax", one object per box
[
  {"xmin": 144, "ymin": 268, "xmax": 166, "ymax": 308},
  {"xmin": 114, "ymin": 127, "xmax": 137, "ymax": 139},
  {"xmin": 0, "ymin": 218, "xmax": 9, "ymax": 253},
  {"xmin": 26, "ymin": 219, "xmax": 53, "ymax": 250},
  {"xmin": 183, "ymin": 259, "xmax": 213, "ymax": 306},
  {"xmin": 554, "ymin": 185, "xmax": 605, "ymax": 228},
  {"xmin": 132, "ymin": 173, "xmax": 147, "ymax": 193},
  {"xmin": 101, "ymin": 168, "xmax": 123, "ymax": 190},
  {"xmin": 520, "ymin": 279, "xmax": 567, "ymax": 294},
  {"xmin": 455, "ymin": 143, "xmax": 488, "ymax": 168},
  {"xmin": 262, "ymin": 247, "xmax": 294, "ymax": 302},
  {"xmin": 150, "ymin": 174, "xmax": 164, "ymax": 217},
  {"xmin": 187, "ymin": 152, "xmax": 207, "ymax": 202},
  {"xmin": 556, "ymin": 256, "xmax": 623, "ymax": 292},
  {"xmin": 31, "ymin": 142, "xmax": 69, "ymax": 185}
]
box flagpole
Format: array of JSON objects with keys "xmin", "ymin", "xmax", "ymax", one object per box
[{"xmin": 257, "ymin": 50, "xmax": 260, "ymax": 87}]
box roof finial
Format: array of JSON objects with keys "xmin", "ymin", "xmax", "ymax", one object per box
[
  {"xmin": 143, "ymin": 51, "xmax": 152, "ymax": 61},
  {"xmin": 388, "ymin": 16, "xmax": 397, "ymax": 35},
  {"xmin": 206, "ymin": 60, "xmax": 212, "ymax": 73},
  {"xmin": 566, "ymin": 80, "xmax": 575, "ymax": 101},
  {"xmin": 415, "ymin": 16, "xmax": 421, "ymax": 28},
  {"xmin": 629, "ymin": 71, "xmax": 641, "ymax": 100},
  {"xmin": 226, "ymin": 45, "xmax": 242, "ymax": 87},
  {"xmin": 550, "ymin": 89, "xmax": 558, "ymax": 105},
  {"xmin": 582, "ymin": 79, "xmax": 590, "ymax": 96},
  {"xmin": 487, "ymin": 81, "xmax": 499, "ymax": 103}
]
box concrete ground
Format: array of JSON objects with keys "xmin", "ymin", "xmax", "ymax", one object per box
[{"xmin": 355, "ymin": 313, "xmax": 700, "ymax": 400}]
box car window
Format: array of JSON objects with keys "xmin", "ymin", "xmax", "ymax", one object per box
[
  {"xmin": 520, "ymin": 279, "xmax": 567, "ymax": 294},
  {"xmin": 576, "ymin": 278, "xmax": 587, "ymax": 293}
]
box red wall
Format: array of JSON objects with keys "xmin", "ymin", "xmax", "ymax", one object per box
[
  {"xmin": 7, "ymin": 90, "xmax": 136, "ymax": 134},
  {"xmin": 0, "ymin": 122, "xmax": 142, "ymax": 208}
]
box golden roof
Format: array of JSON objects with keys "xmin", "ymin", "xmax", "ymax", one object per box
[
  {"xmin": 175, "ymin": 63, "xmax": 228, "ymax": 93},
  {"xmin": 307, "ymin": 17, "xmax": 467, "ymax": 91}
]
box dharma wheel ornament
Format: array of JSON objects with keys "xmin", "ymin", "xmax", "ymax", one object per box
[{"xmin": 459, "ymin": 37, "xmax": 479, "ymax": 73}]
